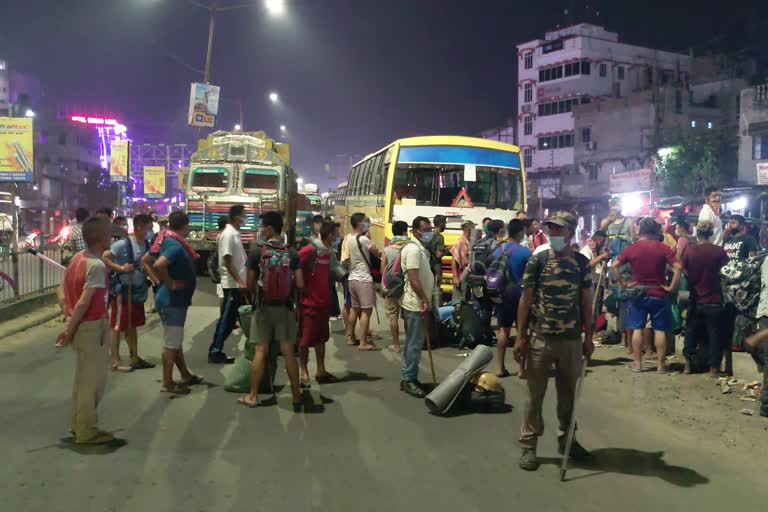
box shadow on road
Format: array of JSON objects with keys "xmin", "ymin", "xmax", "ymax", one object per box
[
  {"xmin": 541, "ymin": 448, "xmax": 709, "ymax": 487},
  {"xmin": 588, "ymin": 357, "xmax": 633, "ymax": 368},
  {"xmin": 439, "ymin": 403, "xmax": 514, "ymax": 417},
  {"xmin": 25, "ymin": 436, "xmax": 128, "ymax": 455},
  {"xmin": 335, "ymin": 371, "xmax": 383, "ymax": 383}
]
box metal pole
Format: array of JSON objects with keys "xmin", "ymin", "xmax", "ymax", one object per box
[
  {"xmin": 11, "ymin": 183, "xmax": 19, "ymax": 298},
  {"xmin": 239, "ymin": 99, "xmax": 244, "ymax": 130},
  {"xmin": 203, "ymin": 5, "xmax": 216, "ymax": 84}
]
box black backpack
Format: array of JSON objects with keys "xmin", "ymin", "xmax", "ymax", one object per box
[
  {"xmin": 455, "ymin": 299, "xmax": 494, "ymax": 349},
  {"xmin": 108, "ymin": 237, "xmax": 149, "ymax": 301},
  {"xmin": 208, "ymin": 241, "xmax": 221, "ymax": 284}
]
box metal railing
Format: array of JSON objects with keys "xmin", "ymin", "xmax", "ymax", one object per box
[{"xmin": 0, "ymin": 245, "xmax": 65, "ymax": 304}]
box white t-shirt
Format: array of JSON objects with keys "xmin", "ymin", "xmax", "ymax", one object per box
[
  {"xmin": 348, "ymin": 234, "xmax": 374, "ymax": 283},
  {"xmin": 579, "ymin": 245, "xmax": 603, "ymax": 281},
  {"xmin": 532, "ymin": 243, "xmax": 550, "ymax": 256},
  {"xmin": 698, "ymin": 204, "xmax": 723, "ymax": 246},
  {"xmin": 218, "ymin": 224, "xmax": 247, "ymax": 289},
  {"xmin": 400, "ymin": 238, "xmax": 434, "ymax": 312}
]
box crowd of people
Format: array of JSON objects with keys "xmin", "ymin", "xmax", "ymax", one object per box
[{"xmin": 52, "ymin": 193, "xmax": 767, "ymax": 473}]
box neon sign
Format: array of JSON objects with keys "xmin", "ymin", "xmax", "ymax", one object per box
[{"xmin": 70, "ymin": 115, "xmax": 121, "ymax": 127}]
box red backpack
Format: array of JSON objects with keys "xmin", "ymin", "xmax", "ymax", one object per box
[{"xmin": 258, "ymin": 244, "xmax": 294, "ymax": 305}]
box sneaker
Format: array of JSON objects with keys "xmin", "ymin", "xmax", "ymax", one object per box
[
  {"xmin": 400, "ymin": 380, "xmax": 426, "ymax": 398},
  {"xmin": 558, "ymin": 437, "xmax": 591, "ymax": 460},
  {"xmin": 208, "ymin": 353, "xmax": 235, "ymax": 364},
  {"xmin": 519, "ymin": 447, "xmax": 539, "ymax": 471}
]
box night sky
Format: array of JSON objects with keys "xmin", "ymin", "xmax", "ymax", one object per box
[{"xmin": 3, "ymin": 0, "xmax": 766, "ymax": 189}]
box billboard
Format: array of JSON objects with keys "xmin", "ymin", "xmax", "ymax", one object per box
[
  {"xmin": 187, "ymin": 82, "xmax": 220, "ymax": 128},
  {"xmin": 143, "ymin": 166, "xmax": 166, "ymax": 198},
  {"xmin": 0, "ymin": 117, "xmax": 34, "ymax": 182},
  {"xmin": 109, "ymin": 140, "xmax": 130, "ymax": 183},
  {"xmin": 609, "ymin": 168, "xmax": 652, "ymax": 194},
  {"xmin": 757, "ymin": 162, "xmax": 768, "ymax": 185}
]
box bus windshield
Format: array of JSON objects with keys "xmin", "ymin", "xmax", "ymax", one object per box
[
  {"xmin": 243, "ymin": 168, "xmax": 279, "ymax": 195},
  {"xmin": 191, "ymin": 168, "xmax": 228, "ymax": 193},
  {"xmin": 392, "ymin": 163, "xmax": 523, "ymax": 210}
]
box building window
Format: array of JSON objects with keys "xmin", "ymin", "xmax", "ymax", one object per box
[
  {"xmin": 524, "ymin": 82, "xmax": 533, "ymax": 103},
  {"xmin": 523, "ymin": 115, "xmax": 532, "ymax": 135},
  {"xmin": 523, "ymin": 148, "xmax": 533, "ymax": 169},
  {"xmin": 539, "ymin": 65, "xmax": 564, "ymax": 83},
  {"xmin": 599, "ymin": 63, "xmax": 607, "ymax": 77},
  {"xmin": 691, "ymin": 120, "xmax": 697, "ymax": 128},
  {"xmin": 754, "ymin": 134, "xmax": 768, "ymax": 160},
  {"xmin": 617, "ymin": 66, "xmax": 625, "ymax": 80},
  {"xmin": 538, "ymin": 133, "xmax": 574, "ymax": 150},
  {"xmin": 588, "ymin": 164, "xmax": 598, "ymax": 181},
  {"xmin": 707, "ymin": 121, "xmax": 713, "ymax": 129},
  {"xmin": 536, "ymin": 96, "xmax": 585, "ymax": 117},
  {"xmin": 581, "ymin": 61, "xmax": 591, "ymax": 75},
  {"xmin": 524, "ymin": 52, "xmax": 533, "ymax": 70},
  {"xmin": 581, "ymin": 127, "xmax": 591, "ymax": 143}
]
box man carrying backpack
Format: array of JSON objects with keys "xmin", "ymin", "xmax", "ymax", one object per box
[
  {"xmin": 490, "ymin": 219, "xmax": 532, "ymax": 378},
  {"xmin": 346, "ymin": 212, "xmax": 381, "ymax": 351},
  {"xmin": 514, "ymin": 211, "xmax": 593, "ymax": 471},
  {"xmin": 399, "ymin": 216, "xmax": 435, "ymax": 398},
  {"xmin": 381, "ymin": 221, "xmax": 411, "ymax": 353},
  {"xmin": 208, "ymin": 205, "xmax": 248, "ymax": 364},
  {"xmin": 297, "ymin": 220, "xmax": 344, "ymax": 387},
  {"xmin": 102, "ymin": 213, "xmax": 155, "ymax": 371},
  {"xmin": 239, "ymin": 211, "xmax": 303, "ymax": 410}
]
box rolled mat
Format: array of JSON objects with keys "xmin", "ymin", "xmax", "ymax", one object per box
[{"xmin": 424, "ymin": 345, "xmax": 493, "ymax": 415}]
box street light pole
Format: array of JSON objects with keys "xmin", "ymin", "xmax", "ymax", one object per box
[{"xmin": 203, "ymin": 4, "xmax": 216, "ymax": 84}]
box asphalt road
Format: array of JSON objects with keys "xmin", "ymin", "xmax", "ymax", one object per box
[{"xmin": 1, "ymin": 281, "xmax": 765, "ymax": 512}]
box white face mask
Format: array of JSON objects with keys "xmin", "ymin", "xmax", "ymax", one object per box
[{"xmin": 549, "ymin": 236, "xmax": 568, "ymax": 252}]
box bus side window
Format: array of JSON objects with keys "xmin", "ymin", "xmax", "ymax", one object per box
[
  {"xmin": 371, "ymin": 152, "xmax": 385, "ymax": 196},
  {"xmin": 351, "ymin": 165, "xmax": 362, "ymax": 196},
  {"xmin": 361, "ymin": 159, "xmax": 372, "ymax": 196}
]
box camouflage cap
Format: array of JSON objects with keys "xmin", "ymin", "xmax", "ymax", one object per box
[{"xmin": 544, "ymin": 211, "xmax": 578, "ymax": 229}]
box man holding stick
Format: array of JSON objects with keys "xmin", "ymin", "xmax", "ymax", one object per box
[{"xmin": 514, "ymin": 212, "xmax": 594, "ymax": 471}]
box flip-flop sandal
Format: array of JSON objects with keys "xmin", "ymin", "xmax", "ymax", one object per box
[
  {"xmin": 626, "ymin": 365, "xmax": 643, "ymax": 373},
  {"xmin": 112, "ymin": 364, "xmax": 133, "ymax": 372},
  {"xmin": 130, "ymin": 358, "xmax": 156, "ymax": 370},
  {"xmin": 388, "ymin": 345, "xmax": 401, "ymax": 353},
  {"xmin": 368, "ymin": 333, "xmax": 383, "ymax": 341},
  {"xmin": 316, "ymin": 374, "xmax": 340, "ymax": 384},
  {"xmin": 161, "ymin": 384, "xmax": 191, "ymax": 395},
  {"xmin": 300, "ymin": 380, "xmax": 312, "ymax": 389},
  {"xmin": 181, "ymin": 375, "xmax": 204, "ymax": 386},
  {"xmin": 496, "ymin": 369, "xmax": 512, "ymax": 378},
  {"xmin": 656, "ymin": 367, "xmax": 673, "ymax": 375},
  {"xmin": 237, "ymin": 397, "xmax": 260, "ymax": 409},
  {"xmin": 346, "ymin": 337, "xmax": 361, "ymax": 346},
  {"xmin": 358, "ymin": 345, "xmax": 381, "ymax": 351}
]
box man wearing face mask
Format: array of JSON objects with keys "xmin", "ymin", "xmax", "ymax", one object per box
[
  {"xmin": 514, "ymin": 212, "xmax": 593, "ymax": 471},
  {"xmin": 724, "ymin": 214, "xmax": 758, "ymax": 261},
  {"xmin": 429, "ymin": 215, "xmax": 447, "ymax": 288},
  {"xmin": 346, "ymin": 212, "xmax": 381, "ymax": 351},
  {"xmin": 698, "ymin": 186, "xmax": 724, "ymax": 246},
  {"xmin": 398, "ymin": 216, "xmax": 435, "ymax": 398}
]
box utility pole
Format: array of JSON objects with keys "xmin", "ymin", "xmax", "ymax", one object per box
[{"xmin": 203, "ymin": 3, "xmax": 217, "ymax": 84}]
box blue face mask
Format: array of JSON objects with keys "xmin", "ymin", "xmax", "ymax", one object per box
[
  {"xmin": 549, "ymin": 236, "xmax": 567, "ymax": 252},
  {"xmin": 420, "ymin": 231, "xmax": 435, "ymax": 245},
  {"xmin": 361, "ymin": 222, "xmax": 370, "ymax": 234}
]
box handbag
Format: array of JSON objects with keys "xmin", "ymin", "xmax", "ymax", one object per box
[{"xmin": 356, "ymin": 235, "xmax": 382, "ymax": 283}]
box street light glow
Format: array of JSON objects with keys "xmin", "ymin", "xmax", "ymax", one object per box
[
  {"xmin": 265, "ymin": 0, "xmax": 285, "ymax": 15},
  {"xmin": 234, "ymin": 124, "xmax": 242, "ymax": 131},
  {"xmin": 280, "ymin": 124, "xmax": 286, "ymax": 132},
  {"xmin": 269, "ymin": 91, "xmax": 279, "ymax": 103},
  {"xmin": 24, "ymin": 109, "xmax": 35, "ymax": 118}
]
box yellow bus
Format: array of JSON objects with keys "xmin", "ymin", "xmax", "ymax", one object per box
[{"xmin": 339, "ymin": 135, "xmax": 526, "ymax": 293}]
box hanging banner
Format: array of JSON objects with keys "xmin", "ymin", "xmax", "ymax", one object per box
[
  {"xmin": 609, "ymin": 168, "xmax": 652, "ymax": 194},
  {"xmin": 109, "ymin": 140, "xmax": 130, "ymax": 183},
  {"xmin": 187, "ymin": 82, "xmax": 220, "ymax": 128},
  {"xmin": 143, "ymin": 166, "xmax": 166, "ymax": 198},
  {"xmin": 757, "ymin": 162, "xmax": 768, "ymax": 185},
  {"xmin": 0, "ymin": 117, "xmax": 34, "ymax": 182}
]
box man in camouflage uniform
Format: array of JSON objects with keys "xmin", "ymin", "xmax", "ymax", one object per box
[{"xmin": 513, "ymin": 211, "xmax": 594, "ymax": 471}]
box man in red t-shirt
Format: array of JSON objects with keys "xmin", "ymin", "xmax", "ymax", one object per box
[
  {"xmin": 681, "ymin": 220, "xmax": 729, "ymax": 375},
  {"xmin": 55, "ymin": 216, "xmax": 116, "ymax": 445},
  {"xmin": 297, "ymin": 221, "xmax": 340, "ymax": 387},
  {"xmin": 612, "ymin": 217, "xmax": 682, "ymax": 373}
]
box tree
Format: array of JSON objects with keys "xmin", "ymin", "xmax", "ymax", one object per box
[{"xmin": 655, "ymin": 126, "xmax": 737, "ymax": 197}]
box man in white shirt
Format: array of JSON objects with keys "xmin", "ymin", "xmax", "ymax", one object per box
[
  {"xmin": 580, "ymin": 230, "xmax": 610, "ymax": 322},
  {"xmin": 346, "ymin": 212, "xmax": 381, "ymax": 351},
  {"xmin": 208, "ymin": 205, "xmax": 248, "ymax": 364},
  {"xmin": 698, "ymin": 186, "xmax": 723, "ymax": 246},
  {"xmin": 399, "ymin": 216, "xmax": 435, "ymax": 398}
]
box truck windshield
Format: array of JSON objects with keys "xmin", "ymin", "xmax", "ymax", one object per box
[
  {"xmin": 191, "ymin": 168, "xmax": 228, "ymax": 193},
  {"xmin": 243, "ymin": 168, "xmax": 279, "ymax": 195}
]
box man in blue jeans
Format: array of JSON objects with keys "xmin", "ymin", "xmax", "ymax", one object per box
[
  {"xmin": 613, "ymin": 217, "xmax": 682, "ymax": 373},
  {"xmin": 208, "ymin": 205, "xmax": 248, "ymax": 364},
  {"xmin": 399, "ymin": 216, "xmax": 435, "ymax": 398}
]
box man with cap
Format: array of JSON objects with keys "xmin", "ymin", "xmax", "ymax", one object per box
[
  {"xmin": 514, "ymin": 211, "xmax": 594, "ymax": 471},
  {"xmin": 450, "ymin": 219, "xmax": 475, "ymax": 301}
]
